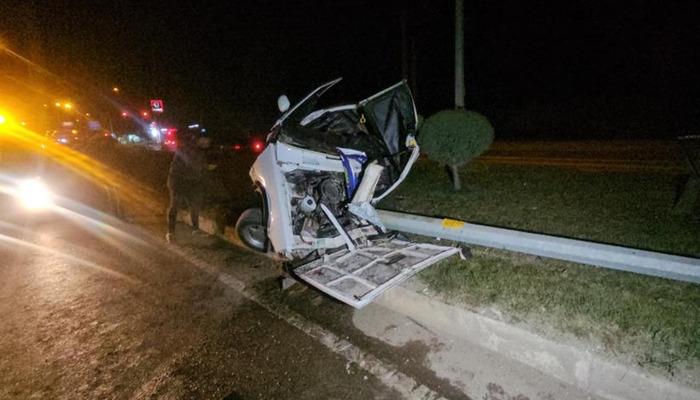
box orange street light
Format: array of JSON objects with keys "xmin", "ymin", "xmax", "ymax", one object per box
[
  {"xmin": 63, "ymin": 103, "xmax": 73, "ymax": 110},
  {"xmin": 112, "ymin": 87, "xmax": 120, "ymax": 93},
  {"xmin": 0, "ymin": 115, "xmax": 6, "ymax": 124},
  {"xmin": 54, "ymin": 101, "xmax": 61, "ymax": 107}
]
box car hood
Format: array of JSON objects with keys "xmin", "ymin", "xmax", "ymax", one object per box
[{"xmin": 275, "ymin": 78, "xmax": 343, "ymax": 127}]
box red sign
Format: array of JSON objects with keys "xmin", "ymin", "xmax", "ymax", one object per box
[{"xmin": 150, "ymin": 99, "xmax": 164, "ymax": 113}]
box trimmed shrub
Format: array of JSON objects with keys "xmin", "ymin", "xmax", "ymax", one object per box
[{"xmin": 419, "ymin": 109, "xmax": 494, "ymax": 190}]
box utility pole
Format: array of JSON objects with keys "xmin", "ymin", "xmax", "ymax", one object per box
[
  {"xmin": 454, "ymin": 0, "xmax": 465, "ymax": 109},
  {"xmin": 401, "ymin": 8, "xmax": 418, "ymax": 99},
  {"xmin": 401, "ymin": 9, "xmax": 409, "ymax": 82}
]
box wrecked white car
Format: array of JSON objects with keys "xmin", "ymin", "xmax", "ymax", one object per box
[{"xmin": 236, "ymin": 78, "xmax": 460, "ymax": 308}]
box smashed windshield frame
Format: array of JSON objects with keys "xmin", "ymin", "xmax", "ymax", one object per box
[{"xmin": 271, "ymin": 80, "xmax": 416, "ymax": 159}]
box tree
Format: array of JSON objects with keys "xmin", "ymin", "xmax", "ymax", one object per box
[{"xmin": 419, "ymin": 109, "xmax": 494, "ymax": 190}]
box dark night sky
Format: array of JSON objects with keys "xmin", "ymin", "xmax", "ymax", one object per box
[{"xmin": 2, "ymin": 0, "xmax": 699, "ymax": 140}]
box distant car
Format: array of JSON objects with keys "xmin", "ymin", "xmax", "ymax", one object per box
[{"xmin": 55, "ymin": 135, "xmax": 70, "ymax": 145}]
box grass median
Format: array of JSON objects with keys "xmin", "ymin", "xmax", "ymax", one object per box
[{"xmin": 382, "ymin": 160, "xmax": 700, "ymax": 377}]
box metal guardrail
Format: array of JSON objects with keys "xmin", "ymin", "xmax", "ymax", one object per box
[{"xmin": 377, "ymin": 209, "xmax": 700, "ymax": 284}]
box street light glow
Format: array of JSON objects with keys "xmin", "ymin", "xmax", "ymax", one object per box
[
  {"xmin": 0, "ymin": 115, "xmax": 6, "ymax": 124},
  {"xmin": 63, "ymin": 103, "xmax": 73, "ymax": 110},
  {"xmin": 112, "ymin": 87, "xmax": 119, "ymax": 93}
]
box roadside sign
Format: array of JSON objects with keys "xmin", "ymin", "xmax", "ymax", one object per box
[{"xmin": 150, "ymin": 99, "xmax": 164, "ymax": 113}]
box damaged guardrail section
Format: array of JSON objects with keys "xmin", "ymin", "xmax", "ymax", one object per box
[{"xmin": 377, "ymin": 209, "xmax": 700, "ymax": 284}]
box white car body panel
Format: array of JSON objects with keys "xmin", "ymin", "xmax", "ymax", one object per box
[
  {"xmin": 249, "ymin": 144, "xmax": 295, "ymax": 256},
  {"xmin": 251, "ymin": 141, "xmax": 369, "ymax": 257}
]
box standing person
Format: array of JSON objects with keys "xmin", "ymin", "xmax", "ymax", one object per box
[{"xmin": 166, "ymin": 132, "xmax": 212, "ymax": 243}]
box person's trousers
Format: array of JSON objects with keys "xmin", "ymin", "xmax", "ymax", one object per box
[{"xmin": 167, "ymin": 184, "xmax": 203, "ymax": 234}]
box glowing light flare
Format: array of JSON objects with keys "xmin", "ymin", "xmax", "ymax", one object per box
[
  {"xmin": 112, "ymin": 87, "xmax": 120, "ymax": 93},
  {"xmin": 0, "ymin": 115, "xmax": 6, "ymax": 125},
  {"xmin": 17, "ymin": 178, "xmax": 54, "ymax": 210}
]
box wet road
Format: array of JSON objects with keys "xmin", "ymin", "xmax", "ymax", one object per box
[{"xmin": 0, "ymin": 211, "xmax": 400, "ymax": 399}]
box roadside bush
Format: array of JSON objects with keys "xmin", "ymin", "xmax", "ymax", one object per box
[{"xmin": 419, "ymin": 109, "xmax": 494, "ymax": 190}]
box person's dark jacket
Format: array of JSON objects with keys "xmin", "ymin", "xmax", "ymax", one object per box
[{"xmin": 167, "ymin": 143, "xmax": 206, "ymax": 191}]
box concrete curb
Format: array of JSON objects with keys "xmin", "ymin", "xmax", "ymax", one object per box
[
  {"xmin": 180, "ymin": 212, "xmax": 699, "ymax": 400},
  {"xmin": 176, "ymin": 212, "xmax": 447, "ymax": 400},
  {"xmin": 377, "ymin": 285, "xmax": 700, "ymax": 400}
]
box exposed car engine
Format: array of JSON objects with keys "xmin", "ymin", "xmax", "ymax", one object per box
[{"xmin": 284, "ymin": 170, "xmax": 351, "ymax": 241}]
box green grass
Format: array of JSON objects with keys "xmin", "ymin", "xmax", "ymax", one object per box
[
  {"xmin": 422, "ymin": 249, "xmax": 700, "ymax": 373},
  {"xmin": 382, "ymin": 160, "xmax": 700, "ymax": 373},
  {"xmin": 384, "ymin": 161, "xmax": 700, "ymax": 256}
]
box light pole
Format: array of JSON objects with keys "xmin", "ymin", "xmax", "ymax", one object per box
[{"xmin": 455, "ymin": 0, "xmax": 465, "ymax": 109}]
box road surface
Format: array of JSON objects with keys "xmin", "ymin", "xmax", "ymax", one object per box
[{"xmin": 0, "ymin": 209, "xmax": 400, "ymax": 399}]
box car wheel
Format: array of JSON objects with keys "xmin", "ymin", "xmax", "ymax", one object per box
[{"xmin": 236, "ymin": 207, "xmax": 266, "ymax": 252}]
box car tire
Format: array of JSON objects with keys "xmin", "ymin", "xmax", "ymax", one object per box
[{"xmin": 236, "ymin": 207, "xmax": 266, "ymax": 252}]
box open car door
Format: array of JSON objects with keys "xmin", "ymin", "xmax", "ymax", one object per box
[
  {"xmin": 358, "ymin": 80, "xmax": 418, "ymax": 156},
  {"xmin": 294, "ymin": 239, "xmax": 459, "ymax": 308},
  {"xmin": 357, "ymin": 81, "xmax": 421, "ymax": 203}
]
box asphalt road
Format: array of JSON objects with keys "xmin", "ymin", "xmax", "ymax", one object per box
[{"xmin": 0, "ymin": 208, "xmax": 400, "ymax": 399}]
